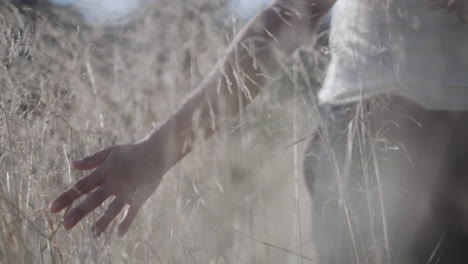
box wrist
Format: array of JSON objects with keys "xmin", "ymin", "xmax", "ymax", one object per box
[{"xmin": 138, "ymin": 119, "xmax": 186, "ymax": 170}]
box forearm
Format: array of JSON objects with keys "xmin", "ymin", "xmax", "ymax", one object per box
[
  {"xmin": 142, "ymin": 0, "xmax": 332, "ymax": 167},
  {"xmin": 50, "ymin": 0, "xmax": 335, "ymax": 237}
]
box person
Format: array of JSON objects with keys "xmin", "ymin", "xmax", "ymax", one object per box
[{"xmin": 49, "ymin": 0, "xmax": 468, "ymax": 263}]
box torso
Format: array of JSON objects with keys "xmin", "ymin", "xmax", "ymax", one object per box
[{"xmin": 319, "ymin": 0, "xmax": 468, "ymax": 111}]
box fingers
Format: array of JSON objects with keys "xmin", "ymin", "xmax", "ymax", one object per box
[
  {"xmin": 92, "ymin": 197, "xmax": 126, "ymax": 237},
  {"xmin": 49, "ymin": 148, "xmax": 111, "ymax": 213},
  {"xmin": 117, "ymin": 204, "xmax": 141, "ymax": 237},
  {"xmin": 63, "ymin": 188, "xmax": 111, "ymax": 230},
  {"xmin": 49, "ymin": 169, "xmax": 104, "ymax": 213},
  {"xmin": 73, "ymin": 147, "xmax": 112, "ymax": 171}
]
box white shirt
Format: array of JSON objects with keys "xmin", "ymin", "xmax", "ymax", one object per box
[{"xmin": 318, "ymin": 0, "xmax": 468, "ymax": 110}]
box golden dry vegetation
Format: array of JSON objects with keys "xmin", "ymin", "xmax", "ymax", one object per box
[{"xmin": 0, "ymin": 0, "xmax": 328, "ymax": 263}]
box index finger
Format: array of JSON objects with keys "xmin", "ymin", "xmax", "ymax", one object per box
[
  {"xmin": 49, "ymin": 169, "xmax": 104, "ymax": 213},
  {"xmin": 73, "ymin": 147, "xmax": 112, "ymax": 171}
]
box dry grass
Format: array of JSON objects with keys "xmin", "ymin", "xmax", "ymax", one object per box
[{"xmin": 0, "ymin": 1, "xmax": 327, "ymax": 263}]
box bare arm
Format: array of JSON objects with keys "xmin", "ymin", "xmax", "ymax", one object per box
[
  {"xmin": 148, "ymin": 0, "xmax": 335, "ymax": 169},
  {"xmin": 49, "ymin": 0, "xmax": 336, "ymax": 237}
]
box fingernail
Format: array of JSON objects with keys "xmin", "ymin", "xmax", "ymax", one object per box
[
  {"xmin": 63, "ymin": 216, "xmax": 75, "ymax": 229},
  {"xmin": 72, "ymin": 160, "xmax": 83, "ymax": 167},
  {"xmin": 49, "ymin": 201, "xmax": 62, "ymax": 213}
]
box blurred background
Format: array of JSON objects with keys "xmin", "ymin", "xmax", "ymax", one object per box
[{"xmin": 0, "ymin": 0, "xmax": 329, "ymax": 263}]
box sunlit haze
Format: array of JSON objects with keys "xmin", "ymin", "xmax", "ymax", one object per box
[{"xmin": 48, "ymin": 0, "xmax": 270, "ymax": 23}]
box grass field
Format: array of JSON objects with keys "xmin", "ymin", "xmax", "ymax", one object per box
[{"xmin": 0, "ymin": 1, "xmax": 328, "ymax": 263}]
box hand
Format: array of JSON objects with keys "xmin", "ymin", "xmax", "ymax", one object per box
[{"xmin": 49, "ymin": 142, "xmax": 164, "ymax": 237}]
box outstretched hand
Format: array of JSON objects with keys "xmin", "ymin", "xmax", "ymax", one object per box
[{"xmin": 49, "ymin": 143, "xmax": 164, "ymax": 237}]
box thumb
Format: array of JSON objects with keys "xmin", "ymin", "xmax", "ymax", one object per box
[
  {"xmin": 73, "ymin": 147, "xmax": 112, "ymax": 171},
  {"xmin": 117, "ymin": 205, "xmax": 141, "ymax": 237},
  {"xmin": 117, "ymin": 190, "xmax": 151, "ymax": 237}
]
